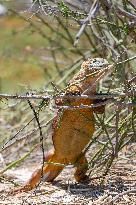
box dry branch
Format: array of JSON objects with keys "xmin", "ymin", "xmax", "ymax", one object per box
[
  {"xmin": 108, "ymin": 188, "xmax": 136, "ymax": 204},
  {"xmin": 0, "ymin": 91, "xmax": 136, "ymax": 101},
  {"xmin": 74, "ymin": 0, "xmax": 99, "ymax": 46}
]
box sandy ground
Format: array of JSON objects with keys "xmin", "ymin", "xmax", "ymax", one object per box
[{"xmin": 0, "ymin": 145, "xmax": 136, "ymax": 205}]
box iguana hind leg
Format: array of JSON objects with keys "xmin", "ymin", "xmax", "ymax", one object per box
[
  {"xmin": 13, "ymin": 152, "xmax": 64, "ymax": 193},
  {"xmin": 74, "ymin": 154, "xmax": 89, "ymax": 182}
]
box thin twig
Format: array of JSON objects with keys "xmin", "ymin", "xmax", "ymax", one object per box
[
  {"xmin": 0, "ymin": 91, "xmax": 136, "ymax": 101},
  {"xmin": 0, "ymin": 144, "xmax": 39, "ymax": 175},
  {"xmin": 53, "ymin": 101, "xmax": 136, "ymax": 110},
  {"xmin": 100, "ymin": 0, "xmax": 136, "ymax": 21},
  {"xmin": 116, "ymin": 6, "xmax": 136, "ymax": 21},
  {"xmin": 108, "ymin": 189, "xmax": 136, "ymax": 204},
  {"xmin": 74, "ymin": 0, "xmax": 99, "ymax": 46},
  {"xmin": 114, "ymin": 106, "xmax": 120, "ymax": 156},
  {"xmin": 1, "ymin": 117, "xmax": 54, "ymax": 152},
  {"xmin": 2, "ymin": 117, "xmax": 35, "ymax": 149},
  {"xmin": 27, "ymin": 100, "xmax": 45, "ymax": 187},
  {"xmin": 128, "ymin": 75, "xmax": 136, "ymax": 84}
]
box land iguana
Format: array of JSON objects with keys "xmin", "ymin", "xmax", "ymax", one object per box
[{"xmin": 13, "ymin": 58, "xmax": 112, "ymax": 192}]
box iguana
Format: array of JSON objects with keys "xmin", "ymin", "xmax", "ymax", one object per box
[{"xmin": 13, "ymin": 58, "xmax": 111, "ymax": 192}]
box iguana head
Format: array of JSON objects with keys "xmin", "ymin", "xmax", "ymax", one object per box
[
  {"xmin": 68, "ymin": 58, "xmax": 112, "ymax": 95},
  {"xmin": 82, "ymin": 58, "xmax": 109, "ymax": 70}
]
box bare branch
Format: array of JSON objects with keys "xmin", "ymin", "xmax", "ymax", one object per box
[
  {"xmin": 108, "ymin": 189, "xmax": 136, "ymax": 204},
  {"xmin": 0, "ymin": 91, "xmax": 136, "ymax": 101},
  {"xmin": 74, "ymin": 0, "xmax": 99, "ymax": 46},
  {"xmin": 27, "ymin": 99, "xmax": 44, "ymax": 188}
]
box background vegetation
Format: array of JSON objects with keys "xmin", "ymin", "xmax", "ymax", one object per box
[{"xmin": 0, "ymin": 1, "xmax": 136, "ymax": 202}]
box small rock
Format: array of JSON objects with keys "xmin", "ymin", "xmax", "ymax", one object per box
[{"xmin": 0, "ymin": 4, "xmax": 7, "ymax": 16}]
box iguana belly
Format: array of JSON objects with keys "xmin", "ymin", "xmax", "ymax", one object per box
[{"xmin": 52, "ymin": 108, "xmax": 95, "ymax": 162}]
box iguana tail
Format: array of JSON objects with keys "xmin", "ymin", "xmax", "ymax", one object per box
[{"xmin": 12, "ymin": 152, "xmax": 65, "ymax": 193}]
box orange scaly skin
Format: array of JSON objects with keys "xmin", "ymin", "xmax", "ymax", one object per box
[{"xmin": 13, "ymin": 58, "xmax": 111, "ymax": 193}]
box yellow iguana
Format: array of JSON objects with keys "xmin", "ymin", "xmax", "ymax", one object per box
[{"xmin": 13, "ymin": 58, "xmax": 111, "ymax": 192}]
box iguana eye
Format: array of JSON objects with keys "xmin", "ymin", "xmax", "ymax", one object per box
[{"xmin": 89, "ymin": 58, "xmax": 109, "ymax": 69}]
